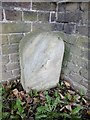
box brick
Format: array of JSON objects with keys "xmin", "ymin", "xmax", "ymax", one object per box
[
  {"xmin": 2, "ymin": 55, "xmax": 9, "ymax": 64},
  {"xmin": 2, "ymin": 2, "xmax": 31, "ymax": 10},
  {"xmin": 66, "ymin": 2, "xmax": 78, "ymax": 12},
  {"xmin": 2, "ymin": 22, "xmax": 31, "ymax": 33},
  {"xmin": 80, "ymin": 3, "xmax": 88, "ymax": 11},
  {"xmin": 63, "ymin": 34, "xmax": 77, "ymax": 45},
  {"xmin": 70, "ymin": 45, "xmax": 82, "ymax": 56},
  {"xmin": 2, "ymin": 65, "xmax": 7, "ymax": 72},
  {"xmin": 10, "ymin": 53, "xmax": 19, "ymax": 62},
  {"xmin": 6, "ymin": 62, "xmax": 19, "ymax": 71},
  {"xmin": 2, "ymin": 71, "xmax": 14, "ymax": 80},
  {"xmin": 79, "ymin": 68, "xmax": 88, "ymax": 79},
  {"xmin": 69, "ymin": 72, "xmax": 83, "ymax": 83},
  {"xmin": 9, "ymin": 34, "xmax": 23, "ymax": 44},
  {"xmin": 56, "ymin": 12, "xmax": 65, "ymax": 22},
  {"xmin": 71, "ymin": 55, "xmax": 88, "ymax": 69},
  {"xmin": 50, "ymin": 2, "xmax": 57, "ymax": 11},
  {"xmin": 2, "ymin": 44, "xmax": 19, "ymax": 55},
  {"xmin": 88, "ymin": 42, "xmax": 90, "ymax": 49},
  {"xmin": 2, "ymin": 45, "xmax": 9, "ymax": 55},
  {"xmin": 76, "ymin": 35, "xmax": 88, "ymax": 49},
  {"xmin": 5, "ymin": 10, "xmax": 22, "ymax": 21},
  {"xmin": 70, "ymin": 45, "xmax": 88, "ymax": 60},
  {"xmin": 76, "ymin": 25, "xmax": 89, "ymax": 36},
  {"xmin": 2, "ymin": 2, "xmax": 18, "ymax": 8},
  {"xmin": 81, "ymin": 77, "xmax": 88, "ymax": 89},
  {"xmin": 81, "ymin": 49, "xmax": 88, "ymax": 60},
  {"xmin": 24, "ymin": 11, "xmax": 37, "ymax": 21},
  {"xmin": 2, "ymin": 35, "xmax": 9, "ymax": 45},
  {"xmin": 58, "ymin": 3, "xmax": 66, "ymax": 12},
  {"xmin": 57, "ymin": 11, "xmax": 82, "ymax": 23},
  {"xmin": 51, "ymin": 13, "xmax": 56, "ymax": 22},
  {"xmin": 88, "ymin": 11, "xmax": 90, "ymax": 26},
  {"xmin": 64, "ymin": 23, "xmax": 76, "ymax": 34},
  {"xmin": 81, "ymin": 11, "xmax": 88, "ymax": 24},
  {"xmin": 0, "ymin": 35, "xmax": 2, "ymax": 45},
  {"xmin": 12, "ymin": 69, "xmax": 20, "ymax": 77},
  {"xmin": 32, "ymin": 23, "xmax": 52, "ymax": 31},
  {"xmin": 72, "ymin": 80, "xmax": 87, "ymax": 95},
  {"xmin": 52, "ymin": 23, "xmax": 64, "ymax": 31},
  {"xmin": 32, "ymin": 2, "xmax": 56, "ymax": 11},
  {"xmin": 67, "ymin": 62, "xmax": 80, "ymax": 73},
  {"xmin": 17, "ymin": 2, "xmax": 31, "ymax": 9},
  {"xmin": 38, "ymin": 12, "xmax": 50, "ymax": 22},
  {"xmin": 65, "ymin": 11, "xmax": 82, "ymax": 23},
  {"xmin": 8, "ymin": 44, "xmax": 19, "ymax": 54}
]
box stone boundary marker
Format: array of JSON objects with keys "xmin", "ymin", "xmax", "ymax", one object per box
[
  {"xmin": 19, "ymin": 31, "xmax": 64, "ymax": 92},
  {"xmin": 0, "ymin": 1, "xmax": 89, "ymax": 97}
]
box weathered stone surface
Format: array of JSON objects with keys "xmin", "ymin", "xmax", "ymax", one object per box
[
  {"xmin": 5, "ymin": 10, "xmax": 22, "ymax": 21},
  {"xmin": 19, "ymin": 31, "xmax": 64, "ymax": 92},
  {"xmin": 76, "ymin": 25, "xmax": 89, "ymax": 37},
  {"xmin": 10, "ymin": 53, "xmax": 19, "ymax": 62},
  {"xmin": 32, "ymin": 23, "xmax": 52, "ymax": 31},
  {"xmin": 52, "ymin": 23, "xmax": 64, "ymax": 31},
  {"xmin": 2, "ymin": 23, "xmax": 31, "ymax": 34},
  {"xmin": 38, "ymin": 12, "xmax": 50, "ymax": 22},
  {"xmin": 66, "ymin": 3, "xmax": 78, "ymax": 12},
  {"xmin": 2, "ymin": 35, "xmax": 9, "ymax": 45},
  {"xmin": 64, "ymin": 23, "xmax": 76, "ymax": 34},
  {"xmin": 2, "ymin": 2, "xmax": 31, "ymax": 10},
  {"xmin": 6, "ymin": 62, "xmax": 19, "ymax": 71},
  {"xmin": 9, "ymin": 34, "xmax": 23, "ymax": 44},
  {"xmin": 58, "ymin": 3, "xmax": 66, "ymax": 12},
  {"xmin": 24, "ymin": 11, "xmax": 37, "ymax": 21},
  {"xmin": 2, "ymin": 44, "xmax": 19, "ymax": 55},
  {"xmin": 32, "ymin": 2, "xmax": 56, "ymax": 11}
]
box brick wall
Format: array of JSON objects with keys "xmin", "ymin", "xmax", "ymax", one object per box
[{"xmin": 0, "ymin": 2, "xmax": 89, "ymax": 95}]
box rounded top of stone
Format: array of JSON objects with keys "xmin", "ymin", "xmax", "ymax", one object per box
[
  {"xmin": 19, "ymin": 30, "xmax": 65, "ymax": 92},
  {"xmin": 19, "ymin": 31, "xmax": 64, "ymax": 55}
]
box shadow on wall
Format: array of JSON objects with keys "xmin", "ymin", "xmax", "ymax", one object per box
[{"xmin": 60, "ymin": 32, "xmax": 88, "ymax": 97}]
